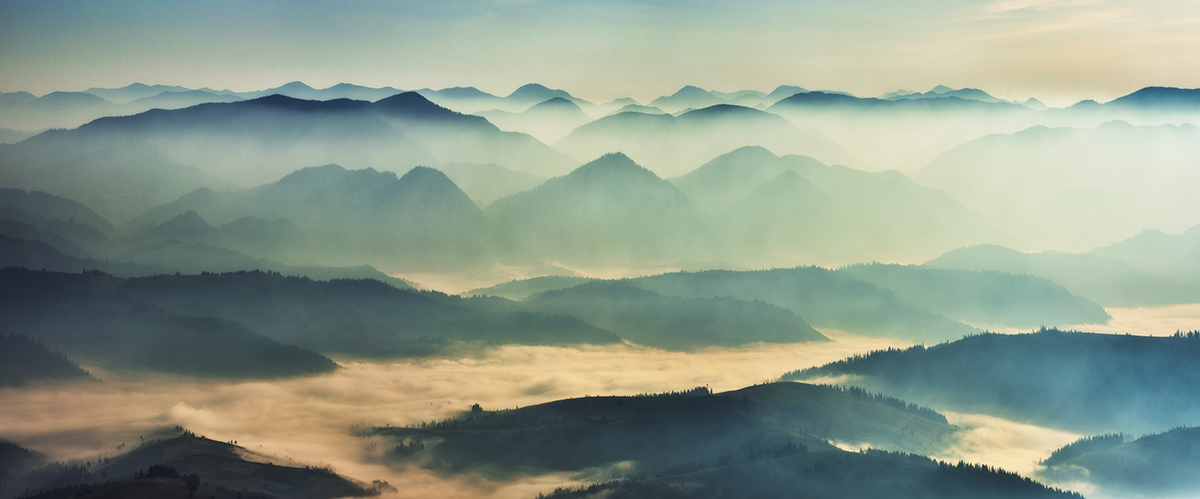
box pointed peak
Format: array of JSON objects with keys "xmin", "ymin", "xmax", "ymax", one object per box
[
  {"xmin": 373, "ymin": 91, "xmax": 455, "ymax": 116},
  {"xmin": 720, "ymin": 145, "xmax": 779, "ymax": 161},
  {"xmin": 568, "ymin": 152, "xmax": 659, "ymax": 181},
  {"xmin": 670, "ymin": 85, "xmax": 712, "ymax": 97},
  {"xmin": 277, "ymin": 81, "xmax": 315, "ymax": 90},
  {"xmin": 399, "ymin": 165, "xmax": 454, "ymax": 184}
]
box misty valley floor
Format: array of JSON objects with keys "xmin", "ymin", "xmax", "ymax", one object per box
[{"xmin": 3, "ymin": 312, "xmax": 1190, "ymax": 499}]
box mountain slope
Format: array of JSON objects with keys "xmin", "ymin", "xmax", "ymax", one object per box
[
  {"xmin": 9, "ymin": 431, "xmax": 378, "ymax": 499},
  {"xmin": 914, "ymin": 121, "xmax": 1200, "ymax": 251},
  {"xmin": 0, "ymin": 268, "xmax": 338, "ymax": 378},
  {"xmin": 923, "ymin": 244, "xmax": 1200, "ymax": 307},
  {"xmin": 786, "ymin": 329, "xmax": 1200, "ymax": 433},
  {"xmin": 487, "ymin": 153, "xmax": 716, "ymax": 266},
  {"xmin": 525, "ymin": 280, "xmax": 827, "ymax": 350},
  {"xmin": 767, "ymin": 91, "xmax": 1038, "ymax": 173},
  {"xmin": 1089, "ymin": 223, "xmax": 1200, "ymax": 278},
  {"xmin": 371, "ymin": 382, "xmax": 954, "ymax": 474},
  {"xmin": 554, "ymin": 105, "xmax": 856, "ymax": 177},
  {"xmin": 120, "ymin": 271, "xmax": 620, "ymax": 357},
  {"xmin": 1038, "ymin": 426, "xmax": 1200, "ymax": 496},
  {"xmin": 839, "ymin": 263, "xmax": 1110, "ymax": 328},
  {"xmin": 630, "ymin": 267, "xmax": 978, "ymax": 343},
  {"xmin": 0, "ymin": 334, "xmax": 93, "ymax": 387},
  {"xmin": 677, "ymin": 147, "xmax": 1005, "ymax": 265},
  {"xmin": 125, "ymin": 164, "xmax": 491, "ymax": 271}
]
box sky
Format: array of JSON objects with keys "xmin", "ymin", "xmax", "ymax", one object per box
[{"xmin": 2, "ymin": 0, "xmax": 1199, "ymax": 106}]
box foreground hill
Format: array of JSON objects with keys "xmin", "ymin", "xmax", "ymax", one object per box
[
  {"xmin": 1038, "ymin": 426, "xmax": 1200, "ymax": 496},
  {"xmin": 0, "ymin": 268, "xmax": 338, "ymax": 378},
  {"xmin": 524, "ymin": 280, "xmax": 827, "ymax": 350},
  {"xmin": 371, "ymin": 383, "xmax": 1076, "ymax": 499},
  {"xmin": 487, "ymin": 153, "xmax": 716, "ymax": 266},
  {"xmin": 13, "ymin": 431, "xmax": 377, "ymax": 499},
  {"xmin": 119, "ymin": 271, "xmax": 620, "ymax": 357},
  {"xmin": 785, "ymin": 329, "xmax": 1200, "ymax": 433},
  {"xmin": 371, "ymin": 382, "xmax": 954, "ymax": 474}
]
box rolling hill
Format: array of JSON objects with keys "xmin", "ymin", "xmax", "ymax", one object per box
[
  {"xmin": 785, "ymin": 328, "xmax": 1200, "ymax": 433},
  {"xmin": 0, "ymin": 268, "xmax": 338, "ymax": 378},
  {"xmin": 524, "ymin": 280, "xmax": 827, "ymax": 350}
]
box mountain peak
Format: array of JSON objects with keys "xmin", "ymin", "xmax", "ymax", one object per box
[
  {"xmin": 669, "ymin": 85, "xmax": 712, "ymax": 98},
  {"xmin": 567, "ymin": 152, "xmax": 660, "ymax": 183},
  {"xmin": 276, "ymin": 81, "xmax": 315, "ymax": 91},
  {"xmin": 929, "ymin": 85, "xmax": 954, "ymax": 94},
  {"xmin": 530, "ymin": 96, "xmax": 580, "ymax": 110},
  {"xmin": 373, "ymin": 91, "xmax": 455, "ymax": 117},
  {"xmin": 507, "ymin": 84, "xmax": 572, "ymax": 102}
]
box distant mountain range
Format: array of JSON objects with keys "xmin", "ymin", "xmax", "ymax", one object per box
[
  {"xmin": 922, "ymin": 241, "xmax": 1200, "ymax": 307},
  {"xmin": 555, "ymin": 104, "xmax": 858, "ymax": 177},
  {"xmin": 674, "ymin": 146, "xmax": 1006, "ymax": 265},
  {"xmin": 914, "ymin": 121, "xmax": 1200, "ymax": 251},
  {"xmin": 0, "ymin": 92, "xmax": 574, "ymax": 223}
]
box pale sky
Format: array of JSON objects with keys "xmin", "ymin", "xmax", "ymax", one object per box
[{"xmin": 2, "ymin": 0, "xmax": 1199, "ymax": 106}]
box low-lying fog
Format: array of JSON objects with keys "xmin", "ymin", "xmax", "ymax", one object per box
[{"xmin": 3, "ymin": 304, "xmax": 1196, "ymax": 499}]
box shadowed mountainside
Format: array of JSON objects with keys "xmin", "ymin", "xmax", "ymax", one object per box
[
  {"xmin": 0, "ymin": 334, "xmax": 93, "ymax": 387},
  {"xmin": 371, "ymin": 382, "xmax": 1074, "ymax": 498},
  {"xmin": 1038, "ymin": 426, "xmax": 1200, "ymax": 496},
  {"xmin": 839, "ymin": 263, "xmax": 1109, "ymax": 328},
  {"xmin": 12, "ymin": 430, "xmax": 377, "ymax": 499},
  {"xmin": 0, "ymin": 268, "xmax": 338, "ymax": 378},
  {"xmin": 119, "ymin": 271, "xmax": 620, "ymax": 357},
  {"xmin": 785, "ymin": 329, "xmax": 1200, "ymax": 433},
  {"xmin": 524, "ymin": 280, "xmax": 827, "ymax": 350},
  {"xmin": 370, "ymin": 382, "xmax": 955, "ymax": 475},
  {"xmin": 923, "ymin": 244, "xmax": 1200, "ymax": 307},
  {"xmin": 486, "ymin": 153, "xmax": 717, "ymax": 266}
]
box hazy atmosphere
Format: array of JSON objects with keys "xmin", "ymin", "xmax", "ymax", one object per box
[{"xmin": 3, "ymin": 1, "xmax": 1200, "ymax": 499}]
